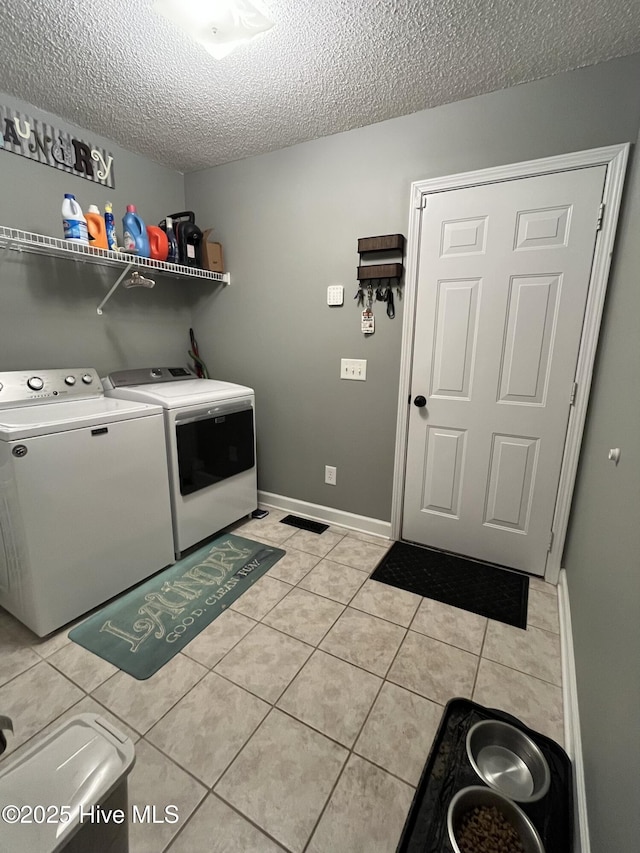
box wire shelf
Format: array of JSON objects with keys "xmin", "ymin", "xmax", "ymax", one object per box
[{"xmin": 0, "ymin": 225, "xmax": 230, "ymax": 313}]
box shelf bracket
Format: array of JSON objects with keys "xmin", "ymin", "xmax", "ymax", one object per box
[
  {"xmin": 0, "ymin": 237, "xmax": 18, "ymax": 273},
  {"xmin": 96, "ymin": 264, "xmax": 134, "ymax": 315}
]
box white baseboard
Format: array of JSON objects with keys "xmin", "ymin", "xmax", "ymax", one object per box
[
  {"xmin": 558, "ymin": 568, "xmax": 590, "ymax": 853},
  {"xmin": 258, "ymin": 491, "xmax": 392, "ymax": 541}
]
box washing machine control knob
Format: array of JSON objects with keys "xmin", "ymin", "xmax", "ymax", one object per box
[
  {"xmin": 81, "ymin": 374, "xmax": 93, "ymax": 385},
  {"xmin": 27, "ymin": 376, "xmax": 44, "ymax": 391},
  {"xmin": 64, "ymin": 375, "xmax": 76, "ymax": 386}
]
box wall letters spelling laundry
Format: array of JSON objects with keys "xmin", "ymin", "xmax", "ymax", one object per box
[{"xmin": 1, "ymin": 106, "xmax": 115, "ymax": 188}]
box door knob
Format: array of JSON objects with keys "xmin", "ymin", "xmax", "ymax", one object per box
[{"xmin": 413, "ymin": 395, "xmax": 427, "ymax": 408}]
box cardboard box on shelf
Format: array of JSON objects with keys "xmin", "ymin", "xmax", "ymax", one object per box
[{"xmin": 201, "ymin": 229, "xmax": 225, "ymax": 273}]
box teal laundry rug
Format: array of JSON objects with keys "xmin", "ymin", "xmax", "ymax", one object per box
[{"xmin": 70, "ymin": 534, "xmax": 285, "ymax": 679}]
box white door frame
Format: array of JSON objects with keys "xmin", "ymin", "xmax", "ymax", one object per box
[{"xmin": 391, "ymin": 144, "xmax": 629, "ymax": 584}]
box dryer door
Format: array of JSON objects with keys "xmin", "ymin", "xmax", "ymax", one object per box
[{"xmin": 175, "ymin": 399, "xmax": 255, "ymax": 496}]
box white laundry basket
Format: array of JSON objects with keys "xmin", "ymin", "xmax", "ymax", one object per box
[{"xmin": 0, "ymin": 713, "xmax": 135, "ymax": 853}]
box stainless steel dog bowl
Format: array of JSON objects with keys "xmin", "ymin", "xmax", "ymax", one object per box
[
  {"xmin": 447, "ymin": 785, "xmax": 546, "ymax": 853},
  {"xmin": 466, "ymin": 720, "xmax": 551, "ymax": 803}
]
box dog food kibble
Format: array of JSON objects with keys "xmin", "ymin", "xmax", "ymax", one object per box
[{"xmin": 457, "ymin": 805, "xmax": 526, "ymax": 853}]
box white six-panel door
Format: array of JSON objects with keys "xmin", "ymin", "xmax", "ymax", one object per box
[{"xmin": 402, "ymin": 165, "xmax": 607, "ymax": 575}]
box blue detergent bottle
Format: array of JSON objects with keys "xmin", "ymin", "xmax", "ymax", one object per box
[
  {"xmin": 104, "ymin": 201, "xmax": 118, "ymax": 251},
  {"xmin": 122, "ymin": 204, "xmax": 150, "ymax": 257}
]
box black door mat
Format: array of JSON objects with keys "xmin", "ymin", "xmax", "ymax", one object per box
[
  {"xmin": 280, "ymin": 514, "xmax": 329, "ymax": 534},
  {"xmin": 370, "ymin": 541, "xmax": 528, "ymax": 628},
  {"xmin": 397, "ymin": 698, "xmax": 573, "ymax": 853}
]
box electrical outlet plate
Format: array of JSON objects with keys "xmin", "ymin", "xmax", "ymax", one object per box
[
  {"xmin": 325, "ymin": 465, "xmax": 337, "ymax": 485},
  {"xmin": 340, "ymin": 358, "xmax": 367, "ymax": 380}
]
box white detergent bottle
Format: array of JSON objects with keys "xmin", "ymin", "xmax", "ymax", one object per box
[{"xmin": 62, "ymin": 193, "xmax": 88, "ymax": 245}]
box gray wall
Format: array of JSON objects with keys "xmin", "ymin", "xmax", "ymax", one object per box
[
  {"xmin": 562, "ymin": 133, "xmax": 640, "ymax": 852},
  {"xmin": 185, "ymin": 54, "xmax": 640, "ymax": 522},
  {"xmin": 0, "ymin": 93, "xmax": 192, "ymax": 374}
]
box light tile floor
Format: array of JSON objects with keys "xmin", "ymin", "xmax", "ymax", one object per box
[{"xmin": 0, "ymin": 509, "xmax": 563, "ymax": 853}]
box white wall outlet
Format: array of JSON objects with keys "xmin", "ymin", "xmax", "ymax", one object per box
[
  {"xmin": 325, "ymin": 465, "xmax": 337, "ymax": 485},
  {"xmin": 340, "ymin": 358, "xmax": 367, "ymax": 380}
]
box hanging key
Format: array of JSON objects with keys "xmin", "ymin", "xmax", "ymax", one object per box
[{"xmin": 386, "ymin": 285, "xmax": 395, "ymax": 319}]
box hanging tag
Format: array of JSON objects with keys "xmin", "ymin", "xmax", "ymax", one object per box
[{"xmin": 362, "ymin": 308, "xmax": 375, "ymax": 335}]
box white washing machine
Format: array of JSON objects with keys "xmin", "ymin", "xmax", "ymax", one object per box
[
  {"xmin": 102, "ymin": 367, "xmax": 257, "ymax": 556},
  {"xmin": 0, "ymin": 368, "xmax": 175, "ymax": 636}
]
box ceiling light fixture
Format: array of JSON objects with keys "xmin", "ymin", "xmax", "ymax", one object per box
[{"xmin": 153, "ymin": 0, "xmax": 274, "ymax": 60}]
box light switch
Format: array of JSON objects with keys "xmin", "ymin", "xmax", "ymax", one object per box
[{"xmin": 340, "ymin": 358, "xmax": 367, "ymax": 380}]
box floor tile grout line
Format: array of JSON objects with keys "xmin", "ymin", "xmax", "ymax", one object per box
[
  {"xmin": 299, "ymin": 745, "xmax": 349, "ymax": 852},
  {"xmin": 299, "ymin": 636, "xmax": 413, "ymax": 853},
  {"xmin": 0, "ymin": 674, "xmax": 92, "ymax": 763},
  {"xmin": 0, "ymin": 653, "xmax": 44, "ymax": 691},
  {"xmin": 345, "ymin": 599, "xmax": 421, "ymax": 631},
  {"xmin": 228, "ymin": 615, "xmax": 317, "ymax": 655},
  {"xmin": 185, "ymin": 608, "xmax": 263, "ymax": 666},
  {"xmin": 350, "ymin": 746, "xmax": 421, "ymax": 790},
  {"xmin": 477, "ymin": 654, "xmax": 563, "ymax": 689},
  {"xmin": 145, "ymin": 681, "xmax": 272, "ymax": 792},
  {"xmin": 42, "ymin": 651, "xmax": 118, "ymax": 694},
  {"xmin": 212, "ymin": 787, "xmax": 296, "ymax": 853},
  {"xmin": 262, "ymin": 603, "xmax": 347, "ymax": 650},
  {"xmin": 295, "ymin": 570, "xmax": 370, "ymax": 606},
  {"xmin": 270, "ymin": 559, "xmax": 323, "ymax": 587},
  {"xmin": 407, "ymin": 622, "xmax": 487, "ymax": 656},
  {"xmin": 271, "ymin": 701, "xmax": 372, "ymax": 754},
  {"xmin": 84, "ymin": 692, "xmax": 142, "ymax": 740},
  {"xmin": 159, "ymin": 800, "xmax": 200, "ymax": 853},
  {"xmin": 137, "ymin": 672, "xmax": 279, "ymax": 792},
  {"xmin": 100, "ymin": 656, "xmax": 212, "ymax": 740},
  {"xmin": 528, "ymin": 583, "xmax": 559, "ymax": 599},
  {"xmin": 201, "ymin": 664, "xmax": 278, "ymax": 707},
  {"xmin": 158, "ymin": 781, "xmax": 209, "ymax": 851},
  {"xmin": 229, "ymin": 575, "xmax": 297, "ymax": 622},
  {"xmin": 523, "ymin": 621, "xmax": 563, "ymax": 640},
  {"xmin": 470, "ymin": 619, "xmax": 489, "ymax": 697},
  {"xmin": 138, "ymin": 732, "xmax": 213, "ymax": 794}
]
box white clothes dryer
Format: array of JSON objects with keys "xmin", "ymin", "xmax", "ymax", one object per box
[
  {"xmin": 102, "ymin": 367, "xmax": 257, "ymax": 556},
  {"xmin": 0, "ymin": 368, "xmax": 175, "ymax": 636}
]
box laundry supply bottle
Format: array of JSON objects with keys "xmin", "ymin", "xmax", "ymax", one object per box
[
  {"xmin": 104, "ymin": 201, "xmax": 118, "ymax": 251},
  {"xmin": 61, "ymin": 193, "xmax": 88, "ymax": 245},
  {"xmin": 164, "ymin": 216, "xmax": 179, "ymax": 264},
  {"xmin": 122, "ymin": 204, "xmax": 150, "ymax": 257},
  {"xmin": 146, "ymin": 226, "xmax": 169, "ymax": 262},
  {"xmin": 85, "ymin": 204, "xmax": 108, "ymax": 249}
]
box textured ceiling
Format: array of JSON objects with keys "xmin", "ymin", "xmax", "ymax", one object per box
[{"xmin": 1, "ymin": 0, "xmax": 639, "ymax": 173}]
